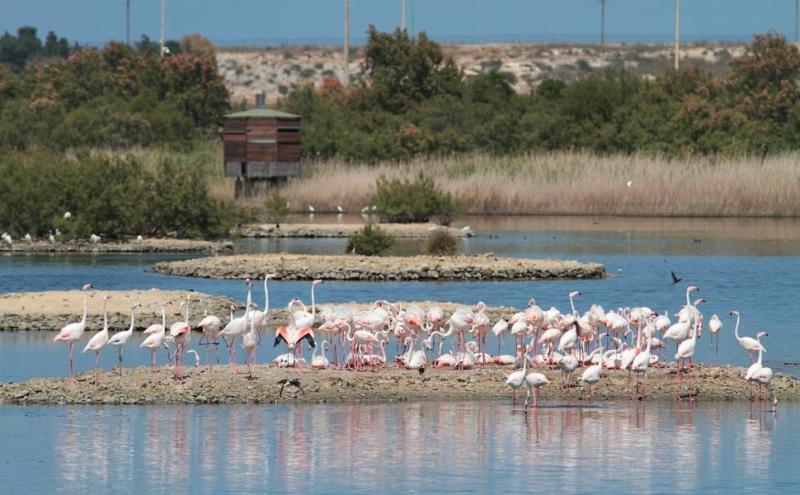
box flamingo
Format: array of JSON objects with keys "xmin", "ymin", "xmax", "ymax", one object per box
[
  {"xmin": 630, "ymin": 329, "xmax": 653, "ymax": 398},
  {"xmin": 82, "ymin": 295, "xmax": 111, "ymax": 384},
  {"xmin": 195, "ymin": 309, "xmax": 222, "ymax": 368},
  {"xmin": 506, "ymin": 345, "xmax": 528, "ymax": 405},
  {"xmin": 578, "ymin": 348, "xmax": 604, "ymax": 400},
  {"xmin": 675, "ymin": 318, "xmax": 699, "ymax": 380},
  {"xmin": 731, "ymin": 310, "xmax": 764, "ymax": 362},
  {"xmin": 708, "ymin": 314, "xmax": 722, "ymax": 353},
  {"xmin": 220, "ymin": 280, "xmax": 254, "ymax": 372},
  {"xmin": 108, "ymin": 302, "xmax": 140, "ymax": 376},
  {"xmin": 140, "ymin": 301, "xmax": 170, "ymax": 383},
  {"xmin": 275, "ymin": 298, "xmax": 317, "ymax": 369},
  {"xmin": 558, "ymin": 352, "xmax": 579, "ymax": 389},
  {"xmin": 745, "ymin": 332, "xmax": 768, "ymax": 398},
  {"xmin": 242, "ymin": 306, "xmax": 260, "ymax": 379},
  {"xmin": 169, "ymin": 294, "xmax": 192, "ymax": 380},
  {"xmin": 312, "ymin": 341, "xmax": 331, "ymax": 369},
  {"xmin": 249, "ymin": 273, "xmax": 277, "ymax": 333},
  {"xmin": 524, "ymin": 371, "xmax": 550, "ymax": 409},
  {"xmin": 492, "ymin": 318, "xmax": 509, "ymax": 354},
  {"xmin": 403, "ymin": 336, "xmax": 427, "ymax": 371},
  {"xmin": 752, "ymin": 360, "xmax": 774, "ymax": 402},
  {"xmin": 53, "ymin": 283, "xmax": 93, "ymax": 381}
]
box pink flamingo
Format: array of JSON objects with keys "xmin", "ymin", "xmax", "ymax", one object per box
[
  {"xmin": 81, "ymin": 295, "xmax": 111, "ymax": 384},
  {"xmin": 53, "ymin": 283, "xmax": 93, "ymax": 381}
]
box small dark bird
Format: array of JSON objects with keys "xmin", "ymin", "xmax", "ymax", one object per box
[
  {"xmin": 277, "ymin": 378, "xmax": 304, "ymax": 397},
  {"xmin": 670, "ymin": 271, "xmax": 682, "ymax": 285},
  {"xmin": 418, "ymin": 366, "xmax": 425, "ymax": 377}
]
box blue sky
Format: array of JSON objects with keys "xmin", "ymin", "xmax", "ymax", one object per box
[{"xmin": 1, "ymin": 0, "xmax": 798, "ymax": 46}]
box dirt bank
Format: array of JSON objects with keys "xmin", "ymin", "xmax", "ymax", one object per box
[
  {"xmin": 152, "ymin": 253, "xmax": 605, "ymax": 281},
  {"xmin": 0, "ymin": 238, "xmax": 234, "ymax": 254},
  {"xmin": 0, "ymin": 290, "xmax": 236, "ymax": 332},
  {"xmin": 1, "ymin": 364, "xmax": 796, "ymax": 405},
  {"xmin": 240, "ymin": 223, "xmax": 471, "ymax": 238}
]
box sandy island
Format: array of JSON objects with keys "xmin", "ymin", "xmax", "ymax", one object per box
[
  {"xmin": 0, "ymin": 290, "xmax": 236, "ymax": 332},
  {"xmin": 0, "ymin": 238, "xmax": 234, "ymax": 254},
  {"xmin": 240, "ymin": 223, "xmax": 472, "ymax": 238},
  {"xmin": 1, "ymin": 364, "xmax": 796, "ymax": 405},
  {"xmin": 152, "ymin": 253, "xmax": 605, "ymax": 281}
]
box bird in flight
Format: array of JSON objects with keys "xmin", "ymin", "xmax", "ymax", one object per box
[
  {"xmin": 670, "ymin": 271, "xmax": 682, "ymax": 285},
  {"xmin": 277, "ymin": 378, "xmax": 304, "ymax": 397}
]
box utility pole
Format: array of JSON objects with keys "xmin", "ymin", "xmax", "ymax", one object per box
[
  {"xmin": 600, "ymin": 0, "xmax": 606, "ymax": 46},
  {"xmin": 126, "ymin": 0, "xmax": 130, "ymax": 46},
  {"xmin": 160, "ymin": 0, "xmax": 165, "ymax": 56},
  {"xmin": 401, "ymin": 0, "xmax": 407, "ymax": 31},
  {"xmin": 411, "ymin": 0, "xmax": 416, "ymax": 38},
  {"xmin": 674, "ymin": 0, "xmax": 680, "ymax": 70},
  {"xmin": 343, "ymin": 0, "xmax": 350, "ymax": 85}
]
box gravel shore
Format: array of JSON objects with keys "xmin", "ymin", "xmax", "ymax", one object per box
[
  {"xmin": 240, "ymin": 223, "xmax": 471, "ymax": 238},
  {"xmin": 152, "ymin": 253, "xmax": 605, "ymax": 281},
  {"xmin": 1, "ymin": 364, "xmax": 796, "ymax": 405},
  {"xmin": 0, "ymin": 238, "xmax": 234, "ymax": 254},
  {"xmin": 0, "ymin": 290, "xmax": 236, "ymax": 332}
]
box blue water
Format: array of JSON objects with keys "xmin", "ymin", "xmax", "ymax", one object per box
[
  {"xmin": 1, "ymin": 218, "xmax": 799, "ymax": 494},
  {"xmin": 0, "ymin": 400, "xmax": 796, "ymax": 494},
  {"xmin": 1, "ymin": 222, "xmax": 798, "ymax": 381}
]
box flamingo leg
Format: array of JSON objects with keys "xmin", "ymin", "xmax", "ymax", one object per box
[
  {"xmin": 94, "ymin": 351, "xmax": 100, "ymax": 385},
  {"xmin": 67, "ymin": 342, "xmax": 74, "ymax": 382}
]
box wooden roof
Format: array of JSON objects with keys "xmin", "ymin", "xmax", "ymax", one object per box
[{"xmin": 225, "ymin": 108, "xmax": 300, "ymax": 119}]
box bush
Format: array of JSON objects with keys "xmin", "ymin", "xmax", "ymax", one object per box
[
  {"xmin": 345, "ymin": 223, "xmax": 395, "ymax": 256},
  {"xmin": 264, "ymin": 191, "xmax": 290, "ymax": 228},
  {"xmin": 424, "ymin": 229, "xmax": 459, "ymax": 256},
  {"xmin": 0, "ymin": 150, "xmax": 236, "ymax": 239},
  {"xmin": 370, "ymin": 172, "xmax": 460, "ymax": 224}
]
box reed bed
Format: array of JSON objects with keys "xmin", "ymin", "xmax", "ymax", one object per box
[{"xmin": 217, "ymin": 152, "xmax": 800, "ymax": 217}]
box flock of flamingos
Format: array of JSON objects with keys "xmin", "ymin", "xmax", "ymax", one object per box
[{"xmin": 52, "ymin": 276, "xmax": 772, "ymax": 408}]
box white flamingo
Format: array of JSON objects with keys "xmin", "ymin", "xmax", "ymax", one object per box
[
  {"xmin": 140, "ymin": 301, "xmax": 170, "ymax": 383},
  {"xmin": 82, "ymin": 295, "xmax": 111, "ymax": 384},
  {"xmin": 53, "ymin": 283, "xmax": 93, "ymax": 381},
  {"xmin": 731, "ymin": 310, "xmax": 765, "ymax": 362},
  {"xmin": 108, "ymin": 302, "xmax": 140, "ymax": 376}
]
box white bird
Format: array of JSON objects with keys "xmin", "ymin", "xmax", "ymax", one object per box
[
  {"xmin": 83, "ymin": 295, "xmax": 112, "ymax": 384},
  {"xmin": 63, "ymin": 211, "xmax": 72, "ymax": 219},
  {"xmin": 361, "ymin": 206, "xmax": 369, "ymax": 213},
  {"xmin": 745, "ymin": 332, "xmax": 768, "ymax": 382},
  {"xmin": 524, "ymin": 372, "xmax": 550, "ymax": 408},
  {"xmin": 55, "ymin": 228, "xmax": 62, "ymax": 236},
  {"xmin": 308, "ymin": 205, "xmax": 315, "ymax": 213},
  {"xmin": 136, "ymin": 235, "xmax": 144, "ymax": 242},
  {"xmin": 578, "ymin": 351, "xmax": 604, "ymax": 399},
  {"xmin": 23, "ymin": 233, "xmax": 32, "ymax": 242},
  {"xmin": 48, "ymin": 230, "xmax": 55, "ymax": 243},
  {"xmin": 505, "ymin": 344, "xmax": 529, "ymax": 404},
  {"xmin": 370, "ymin": 205, "xmax": 377, "ymax": 211},
  {"xmin": 731, "ymin": 310, "xmax": 765, "ymax": 362},
  {"xmin": 53, "ymin": 283, "xmax": 93, "ymax": 381},
  {"xmin": 336, "ymin": 206, "xmax": 344, "ymax": 213},
  {"xmin": 141, "ymin": 301, "xmax": 170, "ymax": 382},
  {"xmin": 2, "ymin": 232, "xmax": 12, "ymax": 246},
  {"xmin": 708, "ymin": 314, "xmax": 722, "ymax": 352},
  {"xmin": 89, "ymin": 234, "xmax": 101, "ymax": 244},
  {"xmin": 108, "ymin": 303, "xmax": 140, "ymax": 375},
  {"xmin": 312, "ymin": 341, "xmax": 331, "ymax": 369},
  {"xmin": 626, "ymin": 180, "xmax": 633, "ymax": 188}
]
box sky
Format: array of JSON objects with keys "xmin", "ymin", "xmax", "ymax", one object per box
[{"xmin": 1, "ymin": 0, "xmax": 798, "ymax": 46}]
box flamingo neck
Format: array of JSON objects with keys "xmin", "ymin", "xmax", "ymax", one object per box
[
  {"xmin": 160, "ymin": 306, "xmax": 166, "ymax": 332},
  {"xmin": 310, "ymin": 284, "xmax": 317, "ymax": 321},
  {"xmin": 128, "ymin": 308, "xmax": 136, "ymax": 333},
  {"xmin": 184, "ymin": 298, "xmax": 190, "ymax": 324},
  {"xmin": 734, "ymin": 315, "xmax": 741, "ymax": 340},
  {"xmin": 685, "ymin": 288, "xmax": 691, "ymax": 306},
  {"xmin": 81, "ymin": 290, "xmax": 88, "ymax": 324},
  {"xmin": 102, "ymin": 300, "xmax": 109, "ymax": 331},
  {"xmin": 264, "ymin": 277, "xmax": 270, "ymax": 316}
]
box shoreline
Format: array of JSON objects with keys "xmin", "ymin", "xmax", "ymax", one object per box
[
  {"xmin": 239, "ymin": 223, "xmax": 472, "ymax": 238},
  {"xmin": 0, "ymin": 238, "xmax": 234, "ymax": 254},
  {"xmin": 152, "ymin": 253, "xmax": 605, "ymax": 281},
  {"xmin": 0, "ymin": 290, "xmax": 236, "ymax": 332},
  {"xmin": 1, "ymin": 365, "xmax": 796, "ymax": 405}
]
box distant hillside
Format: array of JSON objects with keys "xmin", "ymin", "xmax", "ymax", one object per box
[{"xmin": 218, "ymin": 43, "xmax": 744, "ymax": 105}]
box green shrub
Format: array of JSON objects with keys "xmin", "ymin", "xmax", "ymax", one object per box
[
  {"xmin": 423, "ymin": 229, "xmax": 459, "ymax": 256},
  {"xmin": 0, "ymin": 150, "xmax": 236, "ymax": 239},
  {"xmin": 264, "ymin": 191, "xmax": 290, "ymax": 228},
  {"xmin": 370, "ymin": 172, "xmax": 460, "ymax": 224},
  {"xmin": 345, "ymin": 223, "xmax": 395, "ymax": 256}
]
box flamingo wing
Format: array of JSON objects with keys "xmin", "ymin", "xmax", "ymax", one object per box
[
  {"xmin": 298, "ymin": 328, "xmax": 316, "ymax": 348},
  {"xmin": 274, "ymin": 326, "xmax": 288, "ymax": 347}
]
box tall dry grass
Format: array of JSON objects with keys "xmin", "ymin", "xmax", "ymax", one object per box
[{"xmin": 213, "ymin": 152, "xmax": 800, "ymax": 217}]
